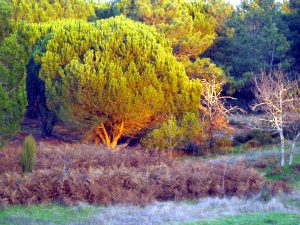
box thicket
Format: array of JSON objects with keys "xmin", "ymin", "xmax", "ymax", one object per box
[
  {"xmin": 0, "ymin": 144, "xmax": 291, "ymax": 206},
  {"xmin": 0, "ymin": 0, "xmax": 299, "ymax": 152}
]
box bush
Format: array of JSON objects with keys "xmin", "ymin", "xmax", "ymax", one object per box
[
  {"xmin": 184, "ymin": 142, "xmax": 202, "ymax": 156},
  {"xmin": 20, "ymin": 135, "xmax": 36, "ymax": 172},
  {"xmin": 244, "ymin": 139, "xmax": 261, "ymax": 149},
  {"xmin": 212, "ymin": 136, "xmax": 233, "ymax": 154},
  {"xmin": 249, "ymin": 130, "xmax": 274, "ymax": 145},
  {"xmin": 0, "ymin": 143, "xmax": 290, "ymax": 206},
  {"xmin": 142, "ymin": 113, "xmax": 200, "ymax": 152},
  {"xmin": 233, "ymin": 129, "xmax": 275, "ymax": 147}
]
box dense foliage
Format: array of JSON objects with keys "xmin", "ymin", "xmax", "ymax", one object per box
[
  {"xmin": 9, "ymin": 0, "xmax": 95, "ymax": 23},
  {"xmin": 0, "ymin": 35, "xmax": 26, "ymax": 146},
  {"xmin": 207, "ymin": 0, "xmax": 295, "ymax": 98},
  {"xmin": 0, "ymin": 0, "xmax": 299, "ymax": 150},
  {"xmin": 33, "ymin": 17, "xmax": 201, "ymax": 148}
]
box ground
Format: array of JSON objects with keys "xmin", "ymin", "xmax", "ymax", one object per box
[{"xmin": 0, "ymin": 117, "xmax": 299, "ymax": 224}]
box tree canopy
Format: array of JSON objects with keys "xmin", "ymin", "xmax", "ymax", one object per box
[
  {"xmin": 9, "ymin": 0, "xmax": 95, "ymax": 23},
  {"xmin": 207, "ymin": 0, "xmax": 292, "ymax": 97},
  {"xmin": 0, "ymin": 34, "xmax": 27, "ymax": 146},
  {"xmin": 33, "ymin": 17, "xmax": 201, "ymax": 148},
  {"xmin": 0, "ymin": 0, "xmax": 299, "ymax": 150}
]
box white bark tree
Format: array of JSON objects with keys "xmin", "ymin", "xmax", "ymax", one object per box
[
  {"xmin": 252, "ymin": 69, "xmax": 299, "ymax": 167},
  {"xmin": 288, "ymin": 96, "xmax": 300, "ymax": 165}
]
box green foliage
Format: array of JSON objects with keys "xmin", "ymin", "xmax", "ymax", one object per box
[
  {"xmin": 112, "ymin": 0, "xmax": 221, "ymax": 58},
  {"xmin": 233, "ymin": 129, "xmax": 275, "ymax": 147},
  {"xmin": 283, "ymin": 0, "xmax": 300, "ymax": 72},
  {"xmin": 33, "ymin": 17, "xmax": 201, "ymax": 148},
  {"xmin": 142, "ymin": 112, "xmax": 200, "ymax": 151},
  {"xmin": 208, "ymin": 0, "xmax": 292, "ymax": 95},
  {"xmin": 103, "ymin": 0, "xmax": 230, "ymax": 83},
  {"xmin": 20, "ymin": 135, "xmax": 37, "ymax": 172},
  {"xmin": 184, "ymin": 57, "xmax": 225, "ymax": 81},
  {"xmin": 10, "ymin": 0, "xmax": 95, "ymax": 23},
  {"xmin": 0, "ymin": 0, "xmax": 13, "ymax": 43},
  {"xmin": 0, "ymin": 34, "xmax": 27, "ymax": 147},
  {"xmin": 94, "ymin": 1, "xmax": 121, "ymax": 20}
]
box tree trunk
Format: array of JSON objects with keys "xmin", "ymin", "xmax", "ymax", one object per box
[
  {"xmin": 289, "ymin": 132, "xmax": 300, "ymax": 165},
  {"xmin": 96, "ymin": 122, "xmax": 124, "ymax": 149},
  {"xmin": 279, "ymin": 129, "xmax": 285, "ymax": 167}
]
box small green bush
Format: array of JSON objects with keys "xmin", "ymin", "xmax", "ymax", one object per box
[
  {"xmin": 20, "ymin": 135, "xmax": 36, "ymax": 172},
  {"xmin": 142, "ymin": 113, "xmax": 200, "ymax": 152},
  {"xmin": 233, "ymin": 129, "xmax": 275, "ymax": 147}
]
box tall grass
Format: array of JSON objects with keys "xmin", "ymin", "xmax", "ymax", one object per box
[{"xmin": 20, "ymin": 135, "xmax": 36, "ymax": 172}]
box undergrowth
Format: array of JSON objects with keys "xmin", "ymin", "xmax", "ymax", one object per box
[
  {"xmin": 0, "ymin": 142, "xmax": 290, "ymax": 206},
  {"xmin": 256, "ymin": 151, "xmax": 300, "ymax": 189}
]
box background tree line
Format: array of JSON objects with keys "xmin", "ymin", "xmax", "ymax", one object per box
[{"xmin": 0, "ymin": 0, "xmax": 299, "ymax": 157}]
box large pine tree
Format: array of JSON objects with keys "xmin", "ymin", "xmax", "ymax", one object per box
[{"xmin": 34, "ymin": 17, "xmax": 202, "ymax": 148}]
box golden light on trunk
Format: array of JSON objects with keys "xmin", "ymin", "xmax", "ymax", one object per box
[{"xmin": 96, "ymin": 122, "xmax": 124, "ymax": 149}]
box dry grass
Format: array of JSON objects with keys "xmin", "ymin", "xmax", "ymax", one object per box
[{"xmin": 0, "ymin": 142, "xmax": 291, "ymax": 206}]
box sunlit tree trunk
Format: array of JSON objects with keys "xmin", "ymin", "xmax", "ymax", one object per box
[{"xmin": 96, "ymin": 122, "xmax": 124, "ymax": 149}]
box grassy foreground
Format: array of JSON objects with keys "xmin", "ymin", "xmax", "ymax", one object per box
[
  {"xmin": 181, "ymin": 212, "xmax": 300, "ymax": 225},
  {"xmin": 260, "ymin": 149, "xmax": 300, "ymax": 189},
  {"xmin": 0, "ymin": 205, "xmax": 299, "ymax": 225},
  {"xmin": 0, "ymin": 204, "xmax": 97, "ymax": 225}
]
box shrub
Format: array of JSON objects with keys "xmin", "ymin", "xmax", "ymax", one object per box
[
  {"xmin": 233, "ymin": 129, "xmax": 275, "ymax": 147},
  {"xmin": 212, "ymin": 136, "xmax": 233, "ymax": 154},
  {"xmin": 233, "ymin": 134, "xmax": 249, "ymax": 146},
  {"xmin": 142, "ymin": 113, "xmax": 200, "ymax": 152},
  {"xmin": 0, "ymin": 143, "xmax": 290, "ymax": 206},
  {"xmin": 249, "ymin": 130, "xmax": 274, "ymax": 145},
  {"xmin": 244, "ymin": 139, "xmax": 261, "ymax": 149},
  {"xmin": 20, "ymin": 135, "xmax": 36, "ymax": 172}
]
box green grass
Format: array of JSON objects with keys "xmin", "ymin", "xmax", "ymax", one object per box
[
  {"xmin": 259, "ymin": 151, "xmax": 300, "ymax": 189},
  {"xmin": 231, "ymin": 143, "xmax": 281, "ymax": 155},
  {"xmin": 180, "ymin": 212, "xmax": 300, "ymax": 225},
  {"xmin": 0, "ymin": 204, "xmax": 98, "ymax": 225}
]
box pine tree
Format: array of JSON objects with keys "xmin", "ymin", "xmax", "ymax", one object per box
[
  {"xmin": 208, "ymin": 0, "xmax": 292, "ymax": 98},
  {"xmin": 0, "ymin": 34, "xmax": 27, "ymax": 146},
  {"xmin": 0, "ymin": 0, "xmax": 13, "ymax": 43},
  {"xmin": 34, "ymin": 17, "xmax": 201, "ymax": 149},
  {"xmin": 9, "ymin": 0, "xmax": 95, "ymax": 23}
]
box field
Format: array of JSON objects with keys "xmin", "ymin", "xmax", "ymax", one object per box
[
  {"xmin": 0, "ymin": 119, "xmax": 299, "ymax": 224},
  {"xmin": 0, "ymin": 138, "xmax": 299, "ymax": 224},
  {"xmin": 182, "ymin": 213, "xmax": 300, "ymax": 225},
  {"xmin": 1, "ymin": 140, "xmax": 286, "ymax": 206}
]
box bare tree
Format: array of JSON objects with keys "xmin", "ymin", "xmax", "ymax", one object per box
[
  {"xmin": 198, "ymin": 77, "xmax": 239, "ymax": 151},
  {"xmin": 252, "ymin": 69, "xmax": 299, "ymax": 166}
]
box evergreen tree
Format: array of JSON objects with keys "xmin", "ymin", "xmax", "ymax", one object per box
[
  {"xmin": 0, "ymin": 34, "xmax": 27, "ymax": 146},
  {"xmin": 208, "ymin": 0, "xmax": 292, "ymax": 99},
  {"xmin": 9, "ymin": 0, "xmax": 95, "ymax": 23},
  {"xmin": 34, "ymin": 17, "xmax": 201, "ymax": 149},
  {"xmin": 283, "ymin": 0, "xmax": 300, "ymax": 73},
  {"xmin": 100, "ymin": 0, "xmax": 231, "ymax": 82},
  {"xmin": 0, "ymin": 0, "xmax": 13, "ymax": 43}
]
